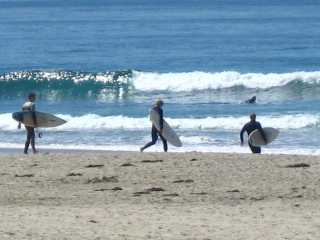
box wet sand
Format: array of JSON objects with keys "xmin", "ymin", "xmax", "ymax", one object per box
[{"xmin": 0, "ymin": 151, "xmax": 319, "ymax": 239}]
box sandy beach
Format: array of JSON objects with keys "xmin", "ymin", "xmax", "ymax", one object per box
[{"xmin": 0, "ymin": 151, "xmax": 319, "ymax": 239}]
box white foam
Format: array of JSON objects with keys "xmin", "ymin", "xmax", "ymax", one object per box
[
  {"xmin": 0, "ymin": 142, "xmax": 319, "ymax": 156},
  {"xmin": 132, "ymin": 70, "xmax": 320, "ymax": 91},
  {"xmin": 179, "ymin": 136, "xmax": 218, "ymax": 144},
  {"xmin": 0, "ymin": 113, "xmax": 17, "ymax": 131},
  {"xmin": 1, "ymin": 113, "xmax": 319, "ymax": 131},
  {"xmin": 55, "ymin": 114, "xmax": 149, "ymax": 131}
]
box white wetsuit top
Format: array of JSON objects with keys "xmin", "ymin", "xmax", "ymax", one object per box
[{"xmin": 22, "ymin": 101, "xmax": 35, "ymax": 112}]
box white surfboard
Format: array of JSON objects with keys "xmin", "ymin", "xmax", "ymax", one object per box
[
  {"xmin": 149, "ymin": 110, "xmax": 182, "ymax": 147},
  {"xmin": 12, "ymin": 111, "xmax": 66, "ymax": 128},
  {"xmin": 249, "ymin": 127, "xmax": 279, "ymax": 147}
]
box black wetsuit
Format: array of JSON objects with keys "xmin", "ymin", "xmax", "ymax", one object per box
[
  {"xmin": 245, "ymin": 97, "xmax": 256, "ymax": 104},
  {"xmin": 22, "ymin": 101, "xmax": 36, "ymax": 154},
  {"xmin": 240, "ymin": 121, "xmax": 266, "ymax": 154},
  {"xmin": 141, "ymin": 106, "xmax": 168, "ymax": 152}
]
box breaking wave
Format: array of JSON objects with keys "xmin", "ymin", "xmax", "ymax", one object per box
[
  {"xmin": 1, "ymin": 70, "xmax": 320, "ymax": 100},
  {"xmin": 132, "ymin": 70, "xmax": 320, "ymax": 91},
  {"xmin": 1, "ymin": 113, "xmax": 318, "ymax": 131}
]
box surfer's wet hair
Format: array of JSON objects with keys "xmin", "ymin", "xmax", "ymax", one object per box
[
  {"xmin": 155, "ymin": 99, "xmax": 164, "ymax": 107},
  {"xmin": 250, "ymin": 113, "xmax": 256, "ymax": 120},
  {"xmin": 28, "ymin": 92, "xmax": 36, "ymax": 100}
]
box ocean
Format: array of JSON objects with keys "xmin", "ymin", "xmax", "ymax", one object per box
[{"xmin": 0, "ymin": 0, "xmax": 320, "ymax": 154}]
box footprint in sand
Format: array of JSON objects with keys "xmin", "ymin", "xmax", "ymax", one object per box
[
  {"xmin": 292, "ymin": 194, "xmax": 303, "ymax": 199},
  {"xmin": 190, "ymin": 192, "xmax": 208, "ymax": 195},
  {"xmin": 250, "ymin": 196, "xmax": 266, "ymax": 201},
  {"xmin": 85, "ymin": 164, "xmax": 104, "ymax": 168},
  {"xmin": 86, "ymin": 176, "xmax": 118, "ymax": 184},
  {"xmin": 163, "ymin": 193, "xmax": 179, "ymax": 197},
  {"xmin": 133, "ymin": 191, "xmax": 151, "ymax": 196},
  {"xmin": 94, "ymin": 187, "xmax": 123, "ymax": 192},
  {"xmin": 226, "ymin": 189, "xmax": 240, "ymax": 193},
  {"xmin": 173, "ymin": 179, "xmax": 194, "ymax": 183},
  {"xmin": 141, "ymin": 160, "xmax": 163, "ymax": 163},
  {"xmin": 278, "ymin": 194, "xmax": 303, "ymax": 199},
  {"xmin": 15, "ymin": 174, "xmax": 34, "ymax": 178},
  {"xmin": 67, "ymin": 172, "xmax": 83, "ymax": 177},
  {"xmin": 190, "ymin": 158, "xmax": 198, "ymax": 162},
  {"xmin": 121, "ymin": 163, "xmax": 135, "ymax": 167},
  {"xmin": 284, "ymin": 163, "xmax": 310, "ymax": 168},
  {"xmin": 133, "ymin": 187, "xmax": 165, "ymax": 196},
  {"xmin": 89, "ymin": 220, "xmax": 98, "ymax": 223},
  {"xmin": 146, "ymin": 187, "xmax": 165, "ymax": 192}
]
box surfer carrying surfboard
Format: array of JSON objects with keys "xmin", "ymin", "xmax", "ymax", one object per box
[
  {"xmin": 140, "ymin": 99, "xmax": 168, "ymax": 152},
  {"xmin": 18, "ymin": 92, "xmax": 38, "ymax": 154},
  {"xmin": 240, "ymin": 113, "xmax": 267, "ymax": 154}
]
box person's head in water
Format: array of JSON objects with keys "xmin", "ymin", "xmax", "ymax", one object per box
[
  {"xmin": 250, "ymin": 113, "xmax": 256, "ymax": 122},
  {"xmin": 155, "ymin": 99, "xmax": 164, "ymax": 108},
  {"xmin": 246, "ymin": 96, "xmax": 256, "ymax": 104},
  {"xmin": 28, "ymin": 92, "xmax": 36, "ymax": 102}
]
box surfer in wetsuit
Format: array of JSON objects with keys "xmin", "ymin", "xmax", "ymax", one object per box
[
  {"xmin": 18, "ymin": 92, "xmax": 38, "ymax": 154},
  {"xmin": 140, "ymin": 99, "xmax": 168, "ymax": 152},
  {"xmin": 245, "ymin": 96, "xmax": 256, "ymax": 104},
  {"xmin": 240, "ymin": 113, "xmax": 267, "ymax": 154}
]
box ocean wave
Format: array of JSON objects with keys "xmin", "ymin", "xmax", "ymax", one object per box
[
  {"xmin": 1, "ymin": 70, "xmax": 320, "ymax": 99},
  {"xmin": 0, "ymin": 70, "xmax": 132, "ymax": 99},
  {"xmin": 132, "ymin": 70, "xmax": 320, "ymax": 91},
  {"xmin": 1, "ymin": 113, "xmax": 318, "ymax": 131}
]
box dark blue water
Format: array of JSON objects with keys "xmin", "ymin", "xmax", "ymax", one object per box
[
  {"xmin": 1, "ymin": 0, "xmax": 320, "ymax": 72},
  {"xmin": 0, "ymin": 0, "xmax": 320, "ymax": 154}
]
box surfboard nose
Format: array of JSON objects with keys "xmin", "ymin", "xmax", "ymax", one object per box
[{"xmin": 12, "ymin": 112, "xmax": 23, "ymax": 122}]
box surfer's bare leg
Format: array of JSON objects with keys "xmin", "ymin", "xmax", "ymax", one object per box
[{"xmin": 140, "ymin": 126, "xmax": 158, "ymax": 152}]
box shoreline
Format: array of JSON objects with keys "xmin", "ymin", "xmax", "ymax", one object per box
[
  {"xmin": 0, "ymin": 147, "xmax": 119, "ymax": 156},
  {"xmin": 1, "ymin": 146, "xmax": 319, "ymax": 157},
  {"xmin": 0, "ymin": 151, "xmax": 319, "ymax": 239}
]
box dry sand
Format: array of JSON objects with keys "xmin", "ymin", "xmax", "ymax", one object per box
[{"xmin": 0, "ymin": 151, "xmax": 319, "ymax": 239}]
